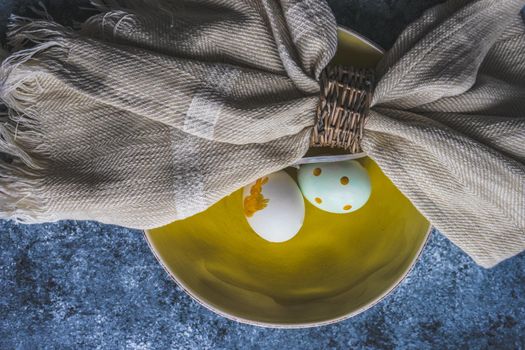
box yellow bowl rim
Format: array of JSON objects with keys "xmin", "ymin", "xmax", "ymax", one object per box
[{"xmin": 144, "ymin": 26, "xmax": 432, "ymax": 328}]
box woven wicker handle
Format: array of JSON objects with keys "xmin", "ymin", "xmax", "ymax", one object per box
[{"xmin": 311, "ymin": 65, "xmax": 375, "ymax": 153}]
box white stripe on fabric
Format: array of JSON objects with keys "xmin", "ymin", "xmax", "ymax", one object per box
[
  {"xmin": 183, "ymin": 66, "xmax": 239, "ymax": 139},
  {"xmin": 184, "ymin": 94, "xmax": 222, "ymax": 139}
]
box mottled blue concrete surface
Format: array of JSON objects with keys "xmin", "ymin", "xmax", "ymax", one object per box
[
  {"xmin": 1, "ymin": 1, "xmax": 525, "ymax": 349},
  {"xmin": 1, "ymin": 223, "xmax": 524, "ymax": 349}
]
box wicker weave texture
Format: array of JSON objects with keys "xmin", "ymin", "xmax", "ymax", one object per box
[{"xmin": 312, "ymin": 65, "xmax": 375, "ymax": 153}]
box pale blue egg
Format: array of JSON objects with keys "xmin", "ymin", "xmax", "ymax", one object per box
[{"xmin": 297, "ymin": 160, "xmax": 371, "ymax": 214}]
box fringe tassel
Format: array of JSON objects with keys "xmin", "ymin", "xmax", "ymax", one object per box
[
  {"xmin": 0, "ymin": 16, "xmax": 72, "ymax": 224},
  {"xmin": 82, "ymin": 9, "xmax": 139, "ymax": 40},
  {"xmin": 0, "ymin": 106, "xmax": 56, "ymax": 223},
  {"xmin": 83, "ymin": 0, "xmax": 181, "ymax": 39},
  {"xmin": 0, "ymin": 1, "xmax": 173, "ymax": 223}
]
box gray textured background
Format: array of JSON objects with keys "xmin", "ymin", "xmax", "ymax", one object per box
[{"xmin": 1, "ymin": 1, "xmax": 525, "ymax": 349}]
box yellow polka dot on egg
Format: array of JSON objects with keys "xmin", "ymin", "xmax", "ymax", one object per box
[
  {"xmin": 340, "ymin": 176, "xmax": 349, "ymax": 185},
  {"xmin": 313, "ymin": 168, "xmax": 322, "ymax": 176},
  {"xmin": 343, "ymin": 204, "xmax": 352, "ymax": 211},
  {"xmin": 315, "ymin": 197, "xmax": 322, "ymax": 204}
]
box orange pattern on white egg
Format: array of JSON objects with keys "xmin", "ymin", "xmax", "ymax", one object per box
[{"xmin": 243, "ymin": 177, "xmax": 270, "ymax": 217}]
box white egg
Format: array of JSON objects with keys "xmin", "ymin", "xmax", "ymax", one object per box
[
  {"xmin": 242, "ymin": 171, "xmax": 305, "ymax": 243},
  {"xmin": 298, "ymin": 160, "xmax": 371, "ymax": 214}
]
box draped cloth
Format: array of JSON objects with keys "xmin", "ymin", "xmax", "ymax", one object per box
[{"xmin": 0, "ymin": 0, "xmax": 523, "ymax": 268}]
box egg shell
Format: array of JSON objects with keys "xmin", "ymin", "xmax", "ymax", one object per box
[
  {"xmin": 298, "ymin": 160, "xmax": 371, "ymax": 214},
  {"xmin": 242, "ymin": 171, "xmax": 305, "ymax": 243}
]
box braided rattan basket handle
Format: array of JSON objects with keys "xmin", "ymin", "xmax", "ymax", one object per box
[{"xmin": 311, "ymin": 65, "xmax": 375, "ymax": 153}]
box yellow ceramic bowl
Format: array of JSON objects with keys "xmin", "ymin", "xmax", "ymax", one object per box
[{"xmin": 145, "ymin": 27, "xmax": 431, "ymax": 328}]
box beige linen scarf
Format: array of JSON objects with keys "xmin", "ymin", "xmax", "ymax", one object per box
[{"xmin": 1, "ymin": 0, "xmax": 524, "ymax": 268}]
